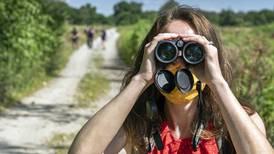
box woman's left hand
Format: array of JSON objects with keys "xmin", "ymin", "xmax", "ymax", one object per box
[{"xmin": 179, "ymin": 34, "xmax": 224, "ymax": 85}]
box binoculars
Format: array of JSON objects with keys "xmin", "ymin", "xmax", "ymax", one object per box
[
  {"xmin": 154, "ymin": 39, "xmax": 205, "ymax": 94},
  {"xmin": 155, "ymin": 39, "xmax": 205, "ymax": 65}
]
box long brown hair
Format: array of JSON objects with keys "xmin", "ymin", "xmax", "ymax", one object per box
[{"xmin": 121, "ymin": 5, "xmax": 254, "ymax": 153}]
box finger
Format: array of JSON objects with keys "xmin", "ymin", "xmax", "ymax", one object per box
[
  {"xmin": 145, "ymin": 42, "xmax": 151, "ymax": 49},
  {"xmin": 179, "ymin": 34, "xmax": 210, "ymax": 44},
  {"xmin": 182, "ymin": 35, "xmax": 218, "ymax": 60},
  {"xmin": 158, "ymin": 33, "xmax": 178, "ymax": 36},
  {"xmin": 181, "ymin": 35, "xmax": 209, "ymax": 46},
  {"xmin": 178, "ymin": 33, "xmax": 198, "ymax": 38},
  {"xmin": 145, "ymin": 34, "xmax": 177, "ymax": 50},
  {"xmin": 146, "ymin": 33, "xmax": 179, "ymax": 53}
]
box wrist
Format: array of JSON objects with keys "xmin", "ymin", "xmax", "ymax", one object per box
[
  {"xmin": 131, "ymin": 74, "xmax": 151, "ymax": 89},
  {"xmin": 208, "ymin": 77, "xmax": 228, "ymax": 90}
]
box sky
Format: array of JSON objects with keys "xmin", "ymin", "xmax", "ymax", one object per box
[{"xmin": 66, "ymin": 0, "xmax": 274, "ymax": 16}]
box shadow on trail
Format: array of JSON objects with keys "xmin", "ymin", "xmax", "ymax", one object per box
[
  {"xmin": 0, "ymin": 103, "xmax": 91, "ymax": 124},
  {"xmin": 0, "ymin": 141, "xmax": 68, "ymax": 154},
  {"xmin": 0, "ymin": 141, "xmax": 52, "ymax": 154}
]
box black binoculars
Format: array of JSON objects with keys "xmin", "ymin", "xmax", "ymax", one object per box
[{"xmin": 155, "ymin": 39, "xmax": 205, "ymax": 65}]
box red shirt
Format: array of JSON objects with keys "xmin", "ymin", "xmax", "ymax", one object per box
[{"xmin": 148, "ymin": 121, "xmax": 219, "ymax": 154}]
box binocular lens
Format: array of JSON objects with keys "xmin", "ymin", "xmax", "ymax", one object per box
[
  {"xmin": 175, "ymin": 69, "xmax": 194, "ymax": 93},
  {"xmin": 183, "ymin": 44, "xmax": 204, "ymax": 64},
  {"xmin": 156, "ymin": 42, "xmax": 177, "ymax": 63},
  {"xmin": 155, "ymin": 70, "xmax": 175, "ymax": 93}
]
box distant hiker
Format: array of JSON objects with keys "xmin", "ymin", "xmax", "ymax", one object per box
[
  {"xmin": 71, "ymin": 27, "xmax": 79, "ymax": 48},
  {"xmin": 86, "ymin": 27, "xmax": 94, "ymax": 49},
  {"xmin": 101, "ymin": 29, "xmax": 106, "ymax": 50}
]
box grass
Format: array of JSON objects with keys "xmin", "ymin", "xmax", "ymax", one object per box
[
  {"xmin": 74, "ymin": 53, "xmax": 110, "ymax": 108},
  {"xmin": 8, "ymin": 73, "xmax": 52, "ymax": 107},
  {"xmin": 48, "ymin": 133, "xmax": 75, "ymax": 154},
  {"xmin": 75, "ymin": 73, "xmax": 110, "ymax": 108}
]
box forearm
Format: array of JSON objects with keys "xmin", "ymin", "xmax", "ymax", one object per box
[
  {"xmin": 209, "ymin": 79, "xmax": 273, "ymax": 154},
  {"xmin": 69, "ymin": 76, "xmax": 147, "ymax": 154}
]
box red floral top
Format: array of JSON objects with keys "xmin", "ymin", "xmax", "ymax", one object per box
[{"xmin": 148, "ymin": 121, "xmax": 219, "ymax": 154}]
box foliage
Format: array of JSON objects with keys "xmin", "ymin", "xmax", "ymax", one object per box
[
  {"xmin": 117, "ymin": 20, "xmax": 152, "ymax": 65},
  {"xmin": 38, "ymin": 0, "xmax": 70, "ymax": 31},
  {"xmin": 139, "ymin": 10, "xmax": 158, "ymax": 21},
  {"xmin": 205, "ymin": 9, "xmax": 274, "ymax": 26},
  {"xmin": 113, "ymin": 1, "xmax": 143, "ymax": 25},
  {"xmin": 0, "ymin": 0, "xmax": 68, "ymax": 106},
  {"xmin": 69, "ymin": 4, "xmax": 109, "ymax": 25},
  {"xmin": 159, "ymin": 0, "xmax": 179, "ymax": 13},
  {"xmin": 221, "ymin": 23, "xmax": 274, "ymax": 144},
  {"xmin": 219, "ymin": 10, "xmax": 243, "ymax": 26}
]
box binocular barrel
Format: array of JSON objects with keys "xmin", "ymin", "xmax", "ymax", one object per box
[{"xmin": 155, "ymin": 39, "xmax": 205, "ymax": 65}]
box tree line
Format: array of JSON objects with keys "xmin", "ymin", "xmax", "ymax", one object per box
[
  {"xmin": 39, "ymin": 0, "xmax": 274, "ymax": 26},
  {"xmin": 44, "ymin": 0, "xmax": 274, "ymax": 26}
]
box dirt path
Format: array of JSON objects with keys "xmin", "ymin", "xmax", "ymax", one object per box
[{"xmin": 0, "ymin": 28, "xmax": 127, "ymax": 154}]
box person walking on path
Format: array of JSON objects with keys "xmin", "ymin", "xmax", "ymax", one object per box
[
  {"xmin": 71, "ymin": 27, "xmax": 79, "ymax": 48},
  {"xmin": 101, "ymin": 29, "xmax": 107, "ymax": 50},
  {"xmin": 85, "ymin": 27, "xmax": 94, "ymax": 49}
]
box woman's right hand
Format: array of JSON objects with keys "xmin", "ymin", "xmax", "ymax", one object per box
[{"xmin": 133, "ymin": 33, "xmax": 179, "ymax": 87}]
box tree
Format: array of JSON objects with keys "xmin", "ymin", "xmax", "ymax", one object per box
[
  {"xmin": 219, "ymin": 9, "xmax": 243, "ymax": 26},
  {"xmin": 67, "ymin": 3, "xmax": 110, "ymax": 25},
  {"xmin": 113, "ymin": 1, "xmax": 142, "ymax": 25},
  {"xmin": 77, "ymin": 4, "xmax": 97, "ymax": 25},
  {"xmin": 202, "ymin": 11, "xmax": 220, "ymax": 24},
  {"xmin": 159, "ymin": 0, "xmax": 179, "ymax": 13},
  {"xmin": 38, "ymin": 0, "xmax": 70, "ymax": 30}
]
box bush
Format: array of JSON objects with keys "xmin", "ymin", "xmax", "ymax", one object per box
[
  {"xmin": 0, "ymin": 0, "xmax": 63, "ymax": 104},
  {"xmin": 117, "ymin": 20, "xmax": 152, "ymax": 65}
]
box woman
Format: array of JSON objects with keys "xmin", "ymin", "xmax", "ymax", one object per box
[{"xmin": 69, "ymin": 5, "xmax": 273, "ymax": 154}]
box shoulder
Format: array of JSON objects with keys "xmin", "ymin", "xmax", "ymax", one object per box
[{"xmin": 249, "ymin": 112, "xmax": 266, "ymax": 136}]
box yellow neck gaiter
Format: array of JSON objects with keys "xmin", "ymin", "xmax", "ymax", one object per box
[
  {"xmin": 156, "ymin": 62, "xmax": 206, "ymax": 105},
  {"xmin": 160, "ymin": 73, "xmax": 205, "ymax": 105}
]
